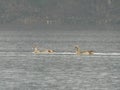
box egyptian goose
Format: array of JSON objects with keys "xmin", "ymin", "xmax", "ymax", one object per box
[
  {"xmin": 32, "ymin": 47, "xmax": 54, "ymax": 54},
  {"xmin": 75, "ymin": 45, "xmax": 94, "ymax": 55}
]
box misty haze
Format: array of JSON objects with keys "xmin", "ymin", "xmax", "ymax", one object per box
[{"xmin": 0, "ymin": 0, "xmax": 120, "ymax": 90}]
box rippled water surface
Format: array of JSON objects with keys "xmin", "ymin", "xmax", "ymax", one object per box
[{"xmin": 0, "ymin": 25, "xmax": 120, "ymax": 90}]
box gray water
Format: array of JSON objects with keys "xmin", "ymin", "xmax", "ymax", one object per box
[{"xmin": 0, "ymin": 25, "xmax": 120, "ymax": 90}]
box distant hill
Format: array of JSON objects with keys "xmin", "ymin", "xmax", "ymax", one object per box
[{"xmin": 0, "ymin": 0, "xmax": 120, "ymax": 25}]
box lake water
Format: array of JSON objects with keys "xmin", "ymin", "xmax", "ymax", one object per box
[{"xmin": 0, "ymin": 25, "xmax": 120, "ymax": 90}]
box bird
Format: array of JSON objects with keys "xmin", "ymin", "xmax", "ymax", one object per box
[
  {"xmin": 74, "ymin": 45, "xmax": 94, "ymax": 55},
  {"xmin": 32, "ymin": 46, "xmax": 55, "ymax": 54}
]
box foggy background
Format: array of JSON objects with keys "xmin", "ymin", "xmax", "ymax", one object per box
[{"xmin": 0, "ymin": 0, "xmax": 120, "ymax": 26}]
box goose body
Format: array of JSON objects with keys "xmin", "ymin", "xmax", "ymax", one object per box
[
  {"xmin": 75, "ymin": 45, "xmax": 94, "ymax": 55},
  {"xmin": 32, "ymin": 47, "xmax": 54, "ymax": 54},
  {"xmin": 80, "ymin": 50, "xmax": 94, "ymax": 55}
]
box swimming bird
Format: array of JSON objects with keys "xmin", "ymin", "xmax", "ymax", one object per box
[
  {"xmin": 32, "ymin": 47, "xmax": 55, "ymax": 54},
  {"xmin": 75, "ymin": 45, "xmax": 94, "ymax": 55}
]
